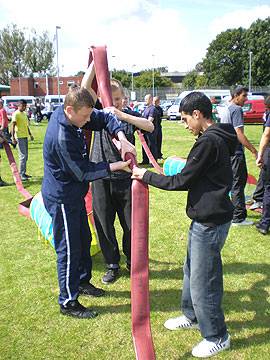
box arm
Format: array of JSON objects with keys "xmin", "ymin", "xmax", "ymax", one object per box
[
  {"xmin": 27, "ymin": 124, "xmax": 34, "ymax": 141},
  {"xmin": 57, "ymin": 132, "xmax": 131, "ymax": 182},
  {"xmin": 80, "ymin": 63, "xmax": 98, "ymax": 103},
  {"xmin": 106, "ymin": 107, "xmax": 154, "ymax": 133},
  {"xmin": 235, "ymin": 127, "xmax": 257, "ymax": 158},
  {"xmin": 10, "ymin": 118, "xmax": 17, "ymax": 144},
  {"xmin": 256, "ymin": 127, "xmax": 270, "ymax": 167},
  {"xmin": 132, "ymin": 137, "xmax": 214, "ymax": 190}
]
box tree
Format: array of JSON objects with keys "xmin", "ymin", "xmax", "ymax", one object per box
[
  {"xmin": 134, "ymin": 70, "xmax": 173, "ymax": 88},
  {"xmin": 24, "ymin": 30, "xmax": 55, "ymax": 75},
  {"xmin": 111, "ymin": 69, "xmax": 131, "ymax": 88},
  {"xmin": 0, "ymin": 24, "xmax": 55, "ymax": 85},
  {"xmin": 202, "ymin": 28, "xmax": 246, "ymax": 86},
  {"xmin": 182, "ymin": 70, "xmax": 198, "ymax": 88},
  {"xmin": 243, "ymin": 17, "xmax": 270, "ymax": 86},
  {"xmin": 0, "ymin": 24, "xmax": 26, "ymax": 84}
]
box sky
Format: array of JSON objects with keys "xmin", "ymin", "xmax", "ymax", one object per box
[{"xmin": 0, "ymin": 0, "xmax": 269, "ymax": 76}]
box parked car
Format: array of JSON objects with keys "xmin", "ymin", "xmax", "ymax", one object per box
[
  {"xmin": 216, "ymin": 95, "xmax": 265, "ymax": 124},
  {"xmin": 160, "ymin": 100, "xmax": 174, "ymax": 119},
  {"xmin": 242, "ymin": 95, "xmax": 265, "ymax": 124}
]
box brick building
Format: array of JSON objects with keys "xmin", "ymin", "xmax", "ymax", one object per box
[{"xmin": 10, "ymin": 75, "xmax": 83, "ymax": 97}]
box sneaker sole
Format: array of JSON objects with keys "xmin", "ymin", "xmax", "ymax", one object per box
[
  {"xmin": 164, "ymin": 323, "xmax": 199, "ymax": 331},
  {"xmin": 60, "ymin": 309, "xmax": 98, "ymax": 319}
]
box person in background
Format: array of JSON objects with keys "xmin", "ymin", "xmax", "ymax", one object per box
[
  {"xmin": 10, "ymin": 99, "xmax": 34, "ymax": 181},
  {"xmin": 132, "ymin": 92, "xmax": 237, "ymax": 358},
  {"xmin": 0, "ymin": 130, "xmax": 8, "ymax": 186},
  {"xmin": 140, "ymin": 93, "xmax": 158, "ymax": 164},
  {"xmin": 0, "ymin": 100, "xmax": 9, "ymax": 139},
  {"xmin": 220, "ymin": 85, "xmax": 257, "ymax": 226},
  {"xmin": 255, "ymin": 96, "xmax": 270, "ymax": 234},
  {"xmin": 153, "ymin": 96, "xmax": 164, "ymax": 160}
]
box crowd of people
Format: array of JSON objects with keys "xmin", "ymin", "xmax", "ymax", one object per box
[{"xmin": 1, "ymin": 67, "xmax": 270, "ymax": 357}]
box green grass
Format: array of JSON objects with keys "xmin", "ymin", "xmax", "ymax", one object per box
[{"xmin": 0, "ymin": 121, "xmax": 269, "ymax": 360}]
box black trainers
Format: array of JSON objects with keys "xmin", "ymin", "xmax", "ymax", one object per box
[
  {"xmin": 24, "ymin": 174, "xmax": 32, "ymax": 178},
  {"xmin": 78, "ymin": 283, "xmax": 105, "ymax": 297},
  {"xmin": 102, "ymin": 269, "xmax": 119, "ymax": 284},
  {"xmin": 60, "ymin": 299, "xmax": 98, "ymax": 319}
]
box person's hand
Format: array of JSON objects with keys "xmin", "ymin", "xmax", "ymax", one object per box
[
  {"xmin": 119, "ymin": 137, "xmax": 136, "ymax": 160},
  {"xmin": 30, "ymin": 135, "xmax": 34, "ymax": 141},
  {"xmin": 256, "ymin": 152, "xmax": 263, "ymax": 168},
  {"xmin": 11, "ymin": 136, "xmax": 17, "ymax": 145},
  {"xmin": 252, "ymin": 149, "xmax": 258, "ymax": 159},
  {"xmin": 131, "ymin": 166, "xmax": 147, "ymax": 180},
  {"xmin": 105, "ymin": 106, "xmax": 123, "ymax": 119},
  {"xmin": 110, "ymin": 159, "xmax": 132, "ymax": 173}
]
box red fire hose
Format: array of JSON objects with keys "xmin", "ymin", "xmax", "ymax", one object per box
[{"xmin": 89, "ymin": 46, "xmax": 155, "ymax": 360}]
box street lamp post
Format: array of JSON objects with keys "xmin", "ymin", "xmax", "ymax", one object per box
[
  {"xmin": 15, "ymin": 59, "xmax": 22, "ymax": 96},
  {"xmin": 131, "ymin": 64, "xmax": 136, "ymax": 92},
  {"xmin": 248, "ymin": 51, "xmax": 252, "ymax": 92},
  {"xmin": 55, "ymin": 26, "xmax": 61, "ymax": 104},
  {"xmin": 110, "ymin": 55, "xmax": 116, "ymax": 79},
  {"xmin": 152, "ymin": 54, "xmax": 155, "ymax": 97}
]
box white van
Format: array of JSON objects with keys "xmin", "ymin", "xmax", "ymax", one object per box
[
  {"xmin": 167, "ymin": 89, "xmax": 231, "ymax": 120},
  {"xmin": 1, "ymin": 95, "xmax": 35, "ymax": 119},
  {"xmin": 44, "ymin": 95, "xmax": 65, "ymax": 112}
]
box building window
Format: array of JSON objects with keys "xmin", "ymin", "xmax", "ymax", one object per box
[
  {"xmin": 34, "ymin": 82, "xmax": 39, "ymax": 88},
  {"xmin": 67, "ymin": 80, "xmax": 75, "ymax": 87}
]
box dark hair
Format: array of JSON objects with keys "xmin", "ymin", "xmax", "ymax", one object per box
[
  {"xmin": 18, "ymin": 99, "xmax": 27, "ymax": 105},
  {"xmin": 230, "ymin": 85, "xmax": 248, "ymax": 98},
  {"xmin": 64, "ymin": 84, "xmax": 95, "ymax": 111},
  {"xmin": 180, "ymin": 91, "xmax": 212, "ymax": 119}
]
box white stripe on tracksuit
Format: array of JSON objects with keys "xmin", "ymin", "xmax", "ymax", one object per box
[{"xmin": 61, "ymin": 204, "xmax": 72, "ymax": 305}]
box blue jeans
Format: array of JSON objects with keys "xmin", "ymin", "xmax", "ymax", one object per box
[{"xmin": 181, "ymin": 220, "xmax": 231, "ymax": 340}]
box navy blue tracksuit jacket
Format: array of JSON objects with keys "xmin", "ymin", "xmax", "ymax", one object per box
[{"xmin": 42, "ymin": 106, "xmax": 123, "ymax": 305}]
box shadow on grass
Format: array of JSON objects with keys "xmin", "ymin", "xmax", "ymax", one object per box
[{"xmin": 223, "ymin": 262, "xmax": 270, "ymax": 349}]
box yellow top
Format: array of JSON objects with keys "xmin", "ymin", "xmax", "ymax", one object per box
[{"xmin": 11, "ymin": 110, "xmax": 29, "ymax": 138}]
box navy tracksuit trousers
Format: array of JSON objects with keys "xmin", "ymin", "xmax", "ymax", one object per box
[{"xmin": 43, "ymin": 196, "xmax": 92, "ymax": 305}]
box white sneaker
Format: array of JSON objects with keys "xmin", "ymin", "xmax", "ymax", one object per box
[
  {"xmin": 164, "ymin": 315, "xmax": 199, "ymax": 330},
  {"xmin": 192, "ymin": 335, "xmax": 230, "ymax": 358},
  {"xmin": 231, "ymin": 219, "xmax": 254, "ymax": 226},
  {"xmin": 249, "ymin": 201, "xmax": 263, "ymax": 210}
]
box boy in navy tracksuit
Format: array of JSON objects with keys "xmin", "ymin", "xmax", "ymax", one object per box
[
  {"xmin": 90, "ymin": 79, "xmax": 154, "ymax": 284},
  {"xmin": 42, "ymin": 86, "xmax": 133, "ymax": 319}
]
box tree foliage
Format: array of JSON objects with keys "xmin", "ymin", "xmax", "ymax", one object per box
[
  {"xmin": 202, "ymin": 17, "xmax": 270, "ymax": 87},
  {"xmin": 0, "ymin": 24, "xmax": 55, "ymax": 85},
  {"xmin": 111, "ymin": 69, "xmax": 174, "ymax": 89}
]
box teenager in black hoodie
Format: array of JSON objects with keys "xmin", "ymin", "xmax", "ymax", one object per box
[{"xmin": 132, "ymin": 92, "xmax": 237, "ymax": 358}]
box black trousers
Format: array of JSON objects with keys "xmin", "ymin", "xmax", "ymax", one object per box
[
  {"xmin": 231, "ymin": 153, "xmax": 248, "ymax": 222},
  {"xmin": 141, "ymin": 131, "xmax": 158, "ymax": 164},
  {"xmin": 156, "ymin": 125, "xmax": 163, "ymax": 159},
  {"xmin": 92, "ymin": 178, "xmax": 132, "ymax": 267},
  {"xmin": 252, "ymin": 147, "xmax": 270, "ymax": 203},
  {"xmin": 259, "ymin": 147, "xmax": 270, "ymax": 230}
]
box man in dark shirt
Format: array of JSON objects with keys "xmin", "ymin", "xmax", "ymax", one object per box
[
  {"xmin": 153, "ymin": 96, "xmax": 164, "ymax": 160},
  {"xmin": 255, "ymin": 96, "xmax": 270, "ymax": 234},
  {"xmin": 90, "ymin": 79, "xmax": 154, "ymax": 284},
  {"xmin": 140, "ymin": 94, "xmax": 159, "ymax": 164},
  {"xmin": 132, "ymin": 92, "xmax": 237, "ymax": 358}
]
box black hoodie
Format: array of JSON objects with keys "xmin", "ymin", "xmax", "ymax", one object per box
[{"xmin": 143, "ymin": 123, "xmax": 237, "ymax": 226}]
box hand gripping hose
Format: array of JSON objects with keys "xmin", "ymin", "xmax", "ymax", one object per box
[{"xmin": 89, "ymin": 46, "xmax": 155, "ymax": 360}]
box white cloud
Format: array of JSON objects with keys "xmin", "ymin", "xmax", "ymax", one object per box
[
  {"xmin": 209, "ymin": 5, "xmax": 270, "ymax": 35},
  {"xmin": 0, "ymin": 1, "xmax": 269, "ymax": 75}
]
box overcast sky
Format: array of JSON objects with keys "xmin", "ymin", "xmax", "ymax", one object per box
[{"xmin": 0, "ymin": 0, "xmax": 269, "ymax": 76}]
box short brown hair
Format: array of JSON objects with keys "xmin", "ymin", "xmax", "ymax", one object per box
[
  {"xmin": 64, "ymin": 85, "xmax": 95, "ymax": 111},
  {"xmin": 110, "ymin": 78, "xmax": 124, "ymax": 95}
]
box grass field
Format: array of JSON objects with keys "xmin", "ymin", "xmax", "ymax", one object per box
[{"xmin": 0, "ymin": 120, "xmax": 269, "ymax": 360}]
